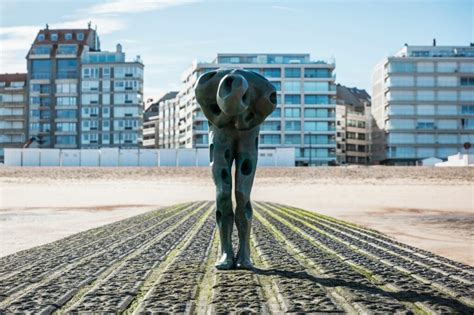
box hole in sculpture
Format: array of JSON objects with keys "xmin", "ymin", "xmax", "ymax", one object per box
[
  {"xmin": 269, "ymin": 91, "xmax": 277, "ymax": 105},
  {"xmin": 240, "ymin": 159, "xmax": 252, "ymax": 176},
  {"xmin": 221, "ymin": 169, "xmax": 229, "ymax": 182},
  {"xmin": 210, "ymin": 103, "xmax": 221, "ymax": 115},
  {"xmin": 209, "ymin": 144, "xmax": 214, "ymax": 163},
  {"xmin": 223, "ymin": 76, "xmax": 234, "ymax": 93},
  {"xmin": 255, "ymin": 137, "xmax": 259, "ymax": 151}
]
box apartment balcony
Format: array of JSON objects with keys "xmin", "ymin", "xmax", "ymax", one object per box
[
  {"xmin": 0, "ymin": 115, "xmax": 25, "ymax": 121},
  {"xmin": 142, "ymin": 128, "xmax": 156, "ymax": 136},
  {"xmin": 1, "ymin": 101, "xmax": 26, "ymax": 108},
  {"xmin": 0, "ymin": 127, "xmax": 25, "ymax": 135}
]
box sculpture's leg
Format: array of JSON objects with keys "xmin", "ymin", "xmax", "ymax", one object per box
[
  {"xmin": 234, "ymin": 127, "xmax": 259, "ymax": 270},
  {"xmin": 210, "ymin": 127, "xmax": 235, "ymax": 270}
]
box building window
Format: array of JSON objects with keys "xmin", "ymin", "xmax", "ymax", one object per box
[
  {"xmin": 270, "ymin": 108, "xmax": 281, "ymax": 117},
  {"xmin": 304, "ymin": 82, "xmax": 329, "ymax": 92},
  {"xmin": 65, "ymin": 33, "xmax": 72, "ymax": 40},
  {"xmin": 389, "ymin": 62, "xmax": 414, "ymax": 73},
  {"xmin": 284, "ymin": 108, "xmax": 301, "ymax": 118},
  {"xmin": 37, "ymin": 34, "xmax": 45, "ymax": 41},
  {"xmin": 260, "ymin": 134, "xmax": 281, "ymax": 145},
  {"xmin": 461, "ymin": 77, "xmax": 474, "ymax": 86},
  {"xmin": 57, "ymin": 59, "xmax": 77, "ymax": 79},
  {"xmin": 51, "ymin": 33, "xmax": 58, "ymax": 41},
  {"xmin": 416, "ymin": 76, "xmax": 435, "ymax": 87},
  {"xmin": 304, "ymin": 95, "xmax": 329, "ymax": 105},
  {"xmin": 262, "ymin": 68, "xmax": 281, "ymax": 78},
  {"xmin": 57, "ymin": 45, "xmax": 77, "ymax": 55},
  {"xmin": 261, "ymin": 121, "xmax": 281, "ymax": 131},
  {"xmin": 304, "ymin": 68, "xmax": 330, "ymax": 78},
  {"xmin": 32, "ymin": 45, "xmax": 51, "ymax": 55},
  {"xmin": 416, "ymin": 62, "xmax": 434, "ymax": 72},
  {"xmin": 285, "ymin": 121, "xmax": 301, "ymax": 131},
  {"xmin": 77, "ymin": 33, "xmax": 84, "ymax": 40},
  {"xmin": 437, "ymin": 62, "xmax": 457, "ymax": 73},
  {"xmin": 283, "ymin": 81, "xmax": 300, "ymax": 92},
  {"xmin": 461, "ymin": 105, "xmax": 474, "ymax": 115},
  {"xmin": 284, "ymin": 94, "xmax": 301, "ymax": 105},
  {"xmin": 284, "ymin": 68, "xmax": 301, "ymax": 78},
  {"xmin": 31, "ymin": 60, "xmax": 52, "ymax": 79},
  {"xmin": 437, "ymin": 76, "xmax": 457, "ymax": 87},
  {"xmin": 103, "ymin": 67, "xmax": 111, "ymax": 78},
  {"xmin": 56, "ymin": 135, "xmax": 76, "ymax": 145},
  {"xmin": 284, "ymin": 135, "xmax": 300, "ymax": 145}
]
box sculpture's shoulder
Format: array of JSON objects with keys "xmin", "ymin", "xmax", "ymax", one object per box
[{"xmin": 194, "ymin": 68, "xmax": 276, "ymax": 130}]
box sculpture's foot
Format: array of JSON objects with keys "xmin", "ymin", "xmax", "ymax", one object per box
[
  {"xmin": 235, "ymin": 256, "xmax": 253, "ymax": 270},
  {"xmin": 215, "ymin": 253, "xmax": 235, "ymax": 270}
]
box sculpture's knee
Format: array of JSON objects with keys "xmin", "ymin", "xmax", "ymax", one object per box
[{"xmin": 235, "ymin": 190, "xmax": 252, "ymax": 221}]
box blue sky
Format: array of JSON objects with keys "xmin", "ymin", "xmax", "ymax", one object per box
[{"xmin": 0, "ymin": 0, "xmax": 472, "ymax": 100}]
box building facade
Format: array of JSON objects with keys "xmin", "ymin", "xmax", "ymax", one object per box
[
  {"xmin": 0, "ymin": 73, "xmax": 27, "ymax": 161},
  {"xmin": 26, "ymin": 25, "xmax": 143, "ymax": 149},
  {"xmin": 143, "ymin": 92, "xmax": 177, "ymax": 148},
  {"xmin": 372, "ymin": 43, "xmax": 474, "ymax": 165},
  {"xmin": 157, "ymin": 53, "xmax": 337, "ymax": 166},
  {"xmin": 336, "ymin": 85, "xmax": 371, "ymax": 164}
]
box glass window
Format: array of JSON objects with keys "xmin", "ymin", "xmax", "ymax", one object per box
[
  {"xmin": 37, "ymin": 34, "xmax": 45, "ymax": 41},
  {"xmin": 56, "ymin": 122, "xmax": 76, "ymax": 132},
  {"xmin": 417, "ymin": 147, "xmax": 436, "ymax": 158},
  {"xmin": 261, "ymin": 121, "xmax": 280, "ymax": 131},
  {"xmin": 284, "ymin": 108, "xmax": 301, "ymax": 118},
  {"xmin": 416, "ymin": 105, "xmax": 435, "ymax": 115},
  {"xmin": 57, "ymin": 59, "xmax": 77, "ymax": 79},
  {"xmin": 65, "ymin": 33, "xmax": 72, "ymax": 40},
  {"xmin": 284, "ymin": 68, "xmax": 301, "ymax": 78},
  {"xmin": 417, "ymin": 134, "xmax": 435, "ymax": 143},
  {"xmin": 283, "ymin": 81, "xmax": 300, "ymax": 92},
  {"xmin": 460, "ymin": 91, "xmax": 474, "ymax": 101},
  {"xmin": 56, "ymin": 97, "xmax": 77, "ymax": 106},
  {"xmin": 304, "ymin": 82, "xmax": 328, "ymax": 92},
  {"xmin": 437, "ymin": 76, "xmax": 457, "ymax": 87},
  {"xmin": 388, "ymin": 133, "xmax": 415, "ymax": 144},
  {"xmin": 437, "ymin": 119, "xmax": 458, "ymax": 129},
  {"xmin": 260, "ymin": 134, "xmax": 280, "ymax": 144},
  {"xmin": 438, "ymin": 105, "xmax": 457, "ymax": 115},
  {"xmin": 417, "ymin": 62, "xmax": 434, "ymax": 72},
  {"xmin": 285, "ymin": 121, "xmax": 301, "ymax": 131},
  {"xmin": 77, "ymin": 33, "xmax": 84, "ymax": 40},
  {"xmin": 416, "ymin": 119, "xmax": 435, "ymax": 129},
  {"xmin": 388, "ymin": 91, "xmax": 414, "ymax": 101},
  {"xmin": 284, "ymin": 135, "xmax": 300, "ymax": 145},
  {"xmin": 31, "ymin": 60, "xmax": 51, "ymax": 79},
  {"xmin": 57, "ymin": 45, "xmax": 77, "ymax": 55},
  {"xmin": 438, "ymin": 134, "xmax": 457, "ymax": 144},
  {"xmin": 263, "ymin": 68, "xmax": 281, "ymax": 78},
  {"xmin": 416, "ymin": 76, "xmax": 435, "ymax": 87},
  {"xmin": 461, "ymin": 105, "xmax": 474, "ymax": 115},
  {"xmin": 437, "ymin": 62, "xmax": 457, "ymax": 73},
  {"xmin": 388, "ymin": 119, "xmax": 416, "ymax": 129},
  {"xmin": 304, "ymin": 134, "xmax": 332, "ymax": 144},
  {"xmin": 51, "ymin": 33, "xmax": 58, "ymax": 41},
  {"xmin": 56, "ymin": 135, "xmax": 76, "ymax": 145},
  {"xmin": 416, "ymin": 90, "xmax": 435, "ymax": 101},
  {"xmin": 388, "ymin": 76, "xmax": 414, "ymax": 87},
  {"xmin": 438, "ymin": 91, "xmax": 457, "ymax": 101},
  {"xmin": 304, "ymin": 95, "xmax": 329, "ymax": 104},
  {"xmin": 463, "ymin": 119, "xmax": 474, "ymax": 129},
  {"xmin": 389, "ymin": 62, "xmax": 414, "ymax": 73},
  {"xmin": 284, "ymin": 94, "xmax": 301, "ymax": 105},
  {"xmin": 460, "ymin": 63, "xmax": 474, "ymax": 73},
  {"xmin": 32, "ymin": 45, "xmax": 51, "ymax": 55},
  {"xmin": 304, "ymin": 68, "xmax": 330, "ymax": 78},
  {"xmin": 388, "ymin": 105, "xmax": 415, "ymax": 115},
  {"xmin": 56, "ymin": 110, "xmax": 76, "ymax": 119},
  {"xmin": 103, "ymin": 67, "xmax": 111, "ymax": 78},
  {"xmin": 304, "ymin": 121, "xmax": 329, "ymax": 131}
]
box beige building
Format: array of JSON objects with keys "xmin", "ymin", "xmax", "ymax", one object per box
[
  {"xmin": 335, "ymin": 85, "xmax": 371, "ymax": 164},
  {"xmin": 0, "ymin": 73, "xmax": 27, "ymax": 161}
]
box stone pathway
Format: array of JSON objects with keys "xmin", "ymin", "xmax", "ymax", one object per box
[{"xmin": 0, "ymin": 201, "xmax": 472, "ymax": 314}]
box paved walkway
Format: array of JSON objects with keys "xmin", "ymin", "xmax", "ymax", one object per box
[{"xmin": 0, "ymin": 201, "xmax": 472, "ymax": 313}]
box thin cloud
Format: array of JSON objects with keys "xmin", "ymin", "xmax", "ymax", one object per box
[
  {"xmin": 271, "ymin": 5, "xmax": 302, "ymax": 13},
  {"xmin": 88, "ymin": 0, "xmax": 198, "ymax": 15}
]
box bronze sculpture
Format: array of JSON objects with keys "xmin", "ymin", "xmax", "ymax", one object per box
[{"xmin": 195, "ymin": 69, "xmax": 276, "ymax": 269}]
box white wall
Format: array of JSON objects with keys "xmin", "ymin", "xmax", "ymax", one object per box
[{"xmin": 4, "ymin": 148, "xmax": 295, "ymax": 167}]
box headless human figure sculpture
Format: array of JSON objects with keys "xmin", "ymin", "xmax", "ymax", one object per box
[{"xmin": 195, "ymin": 69, "xmax": 276, "ymax": 270}]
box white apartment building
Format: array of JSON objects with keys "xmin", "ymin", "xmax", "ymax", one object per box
[
  {"xmin": 372, "ymin": 42, "xmax": 474, "ymax": 165},
  {"xmin": 158, "ymin": 53, "xmax": 337, "ymax": 166},
  {"xmin": 80, "ymin": 44, "xmax": 143, "ymax": 148}
]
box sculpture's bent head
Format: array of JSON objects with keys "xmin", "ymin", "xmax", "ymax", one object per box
[{"xmin": 195, "ymin": 69, "xmax": 276, "ymax": 130}]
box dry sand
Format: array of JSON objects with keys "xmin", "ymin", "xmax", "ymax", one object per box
[{"xmin": 0, "ymin": 166, "xmax": 473, "ymax": 265}]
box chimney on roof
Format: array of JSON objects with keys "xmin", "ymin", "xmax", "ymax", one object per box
[
  {"xmin": 433, "ymin": 38, "xmax": 436, "ymax": 46},
  {"xmin": 116, "ymin": 43, "xmax": 122, "ymax": 53}
]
